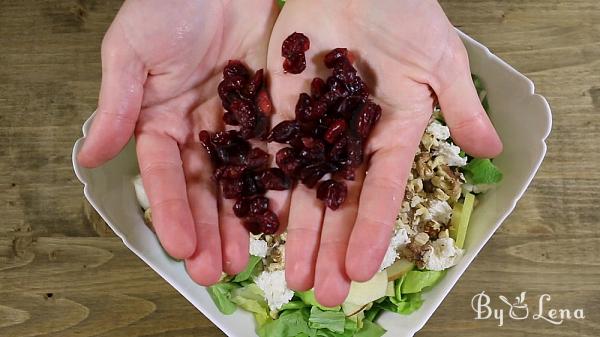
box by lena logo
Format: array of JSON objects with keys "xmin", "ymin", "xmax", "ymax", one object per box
[{"xmin": 471, "ymin": 291, "xmax": 585, "ymax": 327}]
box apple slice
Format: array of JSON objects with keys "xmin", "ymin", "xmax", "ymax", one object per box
[
  {"xmin": 344, "ymin": 271, "xmax": 388, "ymax": 306},
  {"xmin": 385, "ymin": 281, "xmax": 395, "ymax": 297},
  {"xmin": 342, "ymin": 302, "xmax": 369, "ymax": 317},
  {"xmin": 450, "ymin": 192, "xmax": 475, "ymax": 248},
  {"xmin": 386, "ymin": 259, "xmax": 415, "ymax": 282}
]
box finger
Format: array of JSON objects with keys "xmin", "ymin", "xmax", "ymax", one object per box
[
  {"xmin": 137, "ymin": 132, "xmax": 196, "ymax": 259},
  {"xmin": 433, "ymin": 33, "xmax": 502, "ymax": 158},
  {"xmin": 219, "ymin": 197, "xmax": 250, "ymax": 275},
  {"xmin": 182, "ymin": 143, "xmax": 222, "ymax": 286},
  {"xmin": 78, "ymin": 28, "xmax": 146, "ymax": 168},
  {"xmin": 346, "ymin": 119, "xmax": 428, "ymax": 282},
  {"xmin": 284, "ymin": 185, "xmax": 325, "ymax": 291},
  {"xmin": 314, "ymin": 168, "xmax": 366, "ymax": 307}
]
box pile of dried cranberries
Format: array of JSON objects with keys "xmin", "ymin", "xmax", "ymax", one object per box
[{"xmin": 200, "ymin": 32, "xmax": 382, "ymax": 235}]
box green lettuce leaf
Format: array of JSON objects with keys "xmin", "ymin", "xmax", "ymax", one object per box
[
  {"xmin": 401, "ymin": 270, "xmax": 445, "ymax": 294},
  {"xmin": 206, "ymin": 283, "xmax": 239, "ymax": 315},
  {"xmin": 354, "ymin": 320, "xmax": 387, "ymax": 337},
  {"xmin": 463, "ymin": 158, "xmax": 503, "ymax": 185},
  {"xmin": 257, "ymin": 308, "xmax": 316, "ymax": 337},
  {"xmin": 232, "ymin": 255, "xmax": 263, "ymax": 283},
  {"xmin": 297, "ymin": 290, "xmax": 341, "ymax": 311},
  {"xmin": 231, "ymin": 283, "xmax": 270, "ymax": 327},
  {"xmin": 308, "ymin": 307, "xmax": 346, "ymax": 333},
  {"xmin": 280, "ymin": 300, "xmax": 308, "ymax": 311}
]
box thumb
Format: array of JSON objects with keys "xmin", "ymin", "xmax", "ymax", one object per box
[
  {"xmin": 433, "ymin": 33, "xmax": 502, "ymax": 158},
  {"xmin": 78, "ymin": 27, "xmax": 145, "ymax": 168}
]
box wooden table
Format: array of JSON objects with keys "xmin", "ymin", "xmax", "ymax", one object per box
[{"xmin": 1, "ymin": 1, "xmax": 598, "ymax": 336}]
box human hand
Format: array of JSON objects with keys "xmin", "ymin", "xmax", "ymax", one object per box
[
  {"xmin": 78, "ymin": 0, "xmax": 278, "ymax": 284},
  {"xmin": 266, "ymin": 0, "xmax": 502, "ymax": 306}
]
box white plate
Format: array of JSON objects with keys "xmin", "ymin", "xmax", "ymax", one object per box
[{"xmin": 72, "ymin": 30, "xmax": 551, "ymax": 337}]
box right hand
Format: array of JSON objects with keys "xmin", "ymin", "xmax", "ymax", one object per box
[{"xmin": 78, "ymin": 0, "xmax": 279, "ymax": 285}]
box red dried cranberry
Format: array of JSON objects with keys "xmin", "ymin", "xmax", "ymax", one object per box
[
  {"xmin": 246, "ymin": 148, "xmax": 269, "ymax": 169},
  {"xmin": 352, "ymin": 101, "xmax": 382, "ymax": 138},
  {"xmin": 217, "ymin": 165, "xmax": 246, "ymax": 180},
  {"xmin": 311, "ymin": 78, "xmax": 327, "ymax": 98},
  {"xmin": 268, "ymin": 120, "xmax": 300, "ymax": 143},
  {"xmin": 276, "ymin": 147, "xmax": 302, "ymax": 176},
  {"xmin": 258, "ymin": 210, "xmax": 280, "ymax": 234},
  {"xmin": 317, "ymin": 179, "xmax": 347, "ymax": 210},
  {"xmin": 295, "ymin": 93, "xmax": 314, "ymax": 122},
  {"xmin": 324, "ymin": 48, "xmax": 349, "ymax": 69},
  {"xmin": 324, "ymin": 119, "xmax": 347, "ymax": 143},
  {"xmin": 222, "ymin": 178, "xmax": 244, "ymax": 199},
  {"xmin": 223, "ymin": 111, "xmax": 239, "ymax": 126},
  {"xmin": 329, "ymin": 136, "xmax": 348, "ymax": 162},
  {"xmin": 299, "ymin": 137, "xmax": 326, "ymax": 162},
  {"xmin": 249, "ymin": 196, "xmax": 269, "ymax": 215},
  {"xmin": 327, "ymin": 77, "xmax": 350, "ymax": 98},
  {"xmin": 233, "ymin": 198, "xmax": 250, "ymax": 217},
  {"xmin": 223, "ymin": 60, "xmax": 250, "ymax": 79},
  {"xmin": 346, "ymin": 136, "xmax": 364, "ymax": 167},
  {"xmin": 281, "ymin": 32, "xmax": 310, "ymax": 57},
  {"xmin": 243, "ymin": 69, "xmax": 263, "ymax": 98},
  {"xmin": 299, "ymin": 162, "xmax": 329, "ymax": 188},
  {"xmin": 259, "ymin": 168, "xmax": 291, "ymax": 190},
  {"xmin": 283, "ymin": 53, "xmax": 307, "ymax": 74},
  {"xmin": 256, "ymin": 89, "xmax": 272, "ymax": 115},
  {"xmin": 335, "ymin": 164, "xmax": 356, "ymax": 181}
]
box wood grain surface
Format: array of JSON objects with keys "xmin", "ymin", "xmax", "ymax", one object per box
[{"xmin": 1, "ymin": 0, "xmax": 599, "ymax": 336}]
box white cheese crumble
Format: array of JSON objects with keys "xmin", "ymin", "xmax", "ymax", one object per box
[
  {"xmin": 132, "ymin": 175, "xmax": 150, "ymax": 210},
  {"xmin": 427, "ymin": 200, "xmax": 453, "ymax": 224},
  {"xmin": 435, "ymin": 142, "xmax": 467, "ymax": 167},
  {"xmin": 249, "ymin": 236, "xmax": 268, "ymax": 258},
  {"xmin": 426, "ymin": 121, "xmax": 450, "ymax": 141},
  {"xmin": 379, "ymin": 228, "xmax": 410, "ymax": 271},
  {"xmin": 255, "ymin": 270, "xmax": 294, "ymax": 311},
  {"xmin": 422, "ymin": 237, "xmax": 463, "ymax": 271}
]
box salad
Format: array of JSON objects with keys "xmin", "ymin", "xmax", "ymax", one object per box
[{"xmin": 132, "ymin": 75, "xmax": 502, "ymax": 337}]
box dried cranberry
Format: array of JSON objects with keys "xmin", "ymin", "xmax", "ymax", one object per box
[
  {"xmin": 223, "ymin": 111, "xmax": 239, "ymax": 126},
  {"xmin": 217, "ymin": 165, "xmax": 246, "ymax": 180},
  {"xmin": 249, "ymin": 196, "xmax": 269, "ymax": 215},
  {"xmin": 259, "ymin": 168, "xmax": 292, "ymax": 190},
  {"xmin": 223, "ymin": 60, "xmax": 250, "ymax": 79},
  {"xmin": 246, "ymin": 148, "xmax": 269, "ymax": 169},
  {"xmin": 276, "ymin": 147, "xmax": 302, "ymax": 176},
  {"xmin": 295, "ymin": 93, "xmax": 314, "ymax": 122},
  {"xmin": 233, "ymin": 198, "xmax": 250, "ymax": 217},
  {"xmin": 311, "ymin": 78, "xmax": 327, "ymax": 98},
  {"xmin": 243, "ymin": 69, "xmax": 263, "ymax": 98},
  {"xmin": 299, "ymin": 137, "xmax": 326, "ymax": 162},
  {"xmin": 299, "ymin": 162, "xmax": 330, "ymax": 188},
  {"xmin": 327, "ymin": 77, "xmax": 349, "ymax": 98},
  {"xmin": 258, "ymin": 210, "xmax": 280, "ymax": 234},
  {"xmin": 346, "ymin": 136, "xmax": 364, "ymax": 167},
  {"xmin": 352, "ymin": 101, "xmax": 382, "ymax": 138},
  {"xmin": 329, "ymin": 136, "xmax": 348, "ymax": 162},
  {"xmin": 283, "ymin": 53, "xmax": 307, "ymax": 74},
  {"xmin": 317, "ymin": 179, "xmax": 347, "ymax": 210},
  {"xmin": 222, "ymin": 178, "xmax": 244, "ymax": 199},
  {"xmin": 324, "ymin": 119, "xmax": 347, "ymax": 143},
  {"xmin": 256, "ymin": 89, "xmax": 273, "ymax": 115},
  {"xmin": 268, "ymin": 120, "xmax": 300, "ymax": 143},
  {"xmin": 281, "ymin": 32, "xmax": 310, "ymax": 57},
  {"xmin": 335, "ymin": 164, "xmax": 356, "ymax": 181},
  {"xmin": 324, "ymin": 48, "xmax": 349, "ymax": 69}
]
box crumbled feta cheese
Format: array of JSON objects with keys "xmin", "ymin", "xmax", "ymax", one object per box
[
  {"xmin": 410, "ymin": 195, "xmax": 423, "ymax": 208},
  {"xmin": 255, "ymin": 270, "xmax": 294, "ymax": 311},
  {"xmin": 422, "ymin": 237, "xmax": 463, "ymax": 271},
  {"xmin": 436, "ymin": 142, "xmax": 467, "ymax": 167},
  {"xmin": 427, "ymin": 200, "xmax": 453, "ymax": 224},
  {"xmin": 379, "ymin": 229, "xmax": 410, "ymax": 271},
  {"xmin": 249, "ymin": 236, "xmax": 268, "ymax": 258},
  {"xmin": 132, "ymin": 175, "xmax": 150, "ymax": 210},
  {"xmin": 426, "ymin": 121, "xmax": 450, "ymax": 141}
]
